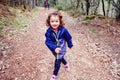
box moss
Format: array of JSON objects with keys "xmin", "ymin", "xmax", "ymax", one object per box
[
  {"xmin": 67, "ymin": 9, "xmax": 81, "ymax": 18},
  {"xmin": 0, "ymin": 22, "xmax": 3, "ymax": 32},
  {"xmin": 85, "ymin": 15, "xmax": 96, "ymax": 20},
  {"xmin": 96, "ymin": 14, "xmax": 106, "ymax": 19}
]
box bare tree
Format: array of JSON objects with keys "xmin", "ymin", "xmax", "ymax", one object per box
[
  {"xmin": 80, "ymin": 1, "xmax": 85, "ymax": 14},
  {"xmin": 85, "ymin": 0, "xmax": 90, "ymax": 15},
  {"xmin": 94, "ymin": 0, "xmax": 100, "ymax": 15},
  {"xmin": 106, "ymin": 0, "xmax": 111, "ymax": 16},
  {"xmin": 101, "ymin": 0, "xmax": 105, "ymax": 16},
  {"xmin": 111, "ymin": 0, "xmax": 120, "ymax": 20},
  {"xmin": 76, "ymin": 0, "xmax": 80, "ymax": 9}
]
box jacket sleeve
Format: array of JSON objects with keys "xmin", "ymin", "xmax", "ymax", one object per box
[
  {"xmin": 64, "ymin": 28, "xmax": 73, "ymax": 48},
  {"xmin": 45, "ymin": 31, "xmax": 57, "ymax": 52}
]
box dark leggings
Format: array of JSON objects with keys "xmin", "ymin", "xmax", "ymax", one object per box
[{"xmin": 53, "ymin": 58, "xmax": 67, "ymax": 76}]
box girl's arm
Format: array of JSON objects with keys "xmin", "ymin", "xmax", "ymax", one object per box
[
  {"xmin": 64, "ymin": 28, "xmax": 73, "ymax": 48},
  {"xmin": 45, "ymin": 32, "xmax": 57, "ymax": 52}
]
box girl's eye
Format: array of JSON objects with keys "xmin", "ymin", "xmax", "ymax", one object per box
[
  {"xmin": 50, "ymin": 20, "xmax": 59, "ymax": 23},
  {"xmin": 52, "ymin": 21, "xmax": 54, "ymax": 22},
  {"xmin": 50, "ymin": 21, "xmax": 54, "ymax": 23}
]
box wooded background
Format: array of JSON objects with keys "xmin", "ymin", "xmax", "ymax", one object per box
[{"xmin": 0, "ymin": 0, "xmax": 120, "ymax": 19}]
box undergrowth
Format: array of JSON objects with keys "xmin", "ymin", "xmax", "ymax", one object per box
[{"xmin": 0, "ymin": 7, "xmax": 39, "ymax": 30}]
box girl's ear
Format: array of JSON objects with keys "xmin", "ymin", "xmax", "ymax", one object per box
[{"xmin": 46, "ymin": 19, "xmax": 50, "ymax": 26}]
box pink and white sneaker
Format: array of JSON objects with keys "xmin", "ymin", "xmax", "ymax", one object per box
[
  {"xmin": 64, "ymin": 64, "xmax": 70, "ymax": 71},
  {"xmin": 50, "ymin": 75, "xmax": 56, "ymax": 80}
]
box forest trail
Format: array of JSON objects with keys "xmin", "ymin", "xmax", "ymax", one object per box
[{"xmin": 0, "ymin": 7, "xmax": 117, "ymax": 80}]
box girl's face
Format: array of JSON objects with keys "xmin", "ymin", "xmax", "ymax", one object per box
[{"xmin": 50, "ymin": 15, "xmax": 60, "ymax": 30}]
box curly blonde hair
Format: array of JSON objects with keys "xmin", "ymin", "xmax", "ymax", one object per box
[{"xmin": 46, "ymin": 11, "xmax": 65, "ymax": 27}]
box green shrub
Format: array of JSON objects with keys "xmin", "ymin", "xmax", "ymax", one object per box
[
  {"xmin": 85, "ymin": 15, "xmax": 96, "ymax": 20},
  {"xmin": 10, "ymin": 16, "xmax": 28, "ymax": 29},
  {"xmin": 55, "ymin": 4, "xmax": 63, "ymax": 10},
  {"xmin": 68, "ymin": 9, "xmax": 81, "ymax": 18}
]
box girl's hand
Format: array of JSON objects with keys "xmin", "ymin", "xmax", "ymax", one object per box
[
  {"xmin": 55, "ymin": 48, "xmax": 61, "ymax": 54},
  {"xmin": 69, "ymin": 46, "xmax": 73, "ymax": 50}
]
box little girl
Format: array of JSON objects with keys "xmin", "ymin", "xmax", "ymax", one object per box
[{"xmin": 45, "ymin": 11, "xmax": 73, "ymax": 80}]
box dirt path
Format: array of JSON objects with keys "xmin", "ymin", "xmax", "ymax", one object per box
[{"xmin": 0, "ymin": 7, "xmax": 117, "ymax": 80}]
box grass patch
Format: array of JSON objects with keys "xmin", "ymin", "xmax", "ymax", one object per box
[
  {"xmin": 0, "ymin": 17, "xmax": 12, "ymax": 26},
  {"xmin": 89, "ymin": 28, "xmax": 102, "ymax": 37},
  {"xmin": 96, "ymin": 33, "xmax": 102, "ymax": 37},
  {"xmin": 15, "ymin": 8, "xmax": 40, "ymax": 29},
  {"xmin": 83, "ymin": 19, "xmax": 91, "ymax": 25},
  {"xmin": 0, "ymin": 7, "xmax": 40, "ymax": 38},
  {"xmin": 12, "ymin": 18, "xmax": 27, "ymax": 29},
  {"xmin": 0, "ymin": 7, "xmax": 40, "ymax": 29},
  {"xmin": 67, "ymin": 9, "xmax": 81, "ymax": 18},
  {"xmin": 83, "ymin": 15, "xmax": 96, "ymax": 25},
  {"xmin": 89, "ymin": 28, "xmax": 96, "ymax": 33},
  {"xmin": 0, "ymin": 21, "xmax": 3, "ymax": 32},
  {"xmin": 31, "ymin": 8, "xmax": 39, "ymax": 19}
]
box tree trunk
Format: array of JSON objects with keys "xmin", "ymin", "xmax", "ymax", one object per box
[
  {"xmin": 94, "ymin": 0, "xmax": 100, "ymax": 15},
  {"xmin": 76, "ymin": 0, "xmax": 80, "ymax": 9},
  {"xmin": 36, "ymin": 0, "xmax": 41, "ymax": 6},
  {"xmin": 101, "ymin": 0, "xmax": 105, "ymax": 16},
  {"xmin": 80, "ymin": 1, "xmax": 84, "ymax": 14},
  {"xmin": 53, "ymin": 0, "xmax": 57, "ymax": 6},
  {"xmin": 111, "ymin": 0, "xmax": 120, "ymax": 20},
  {"xmin": 33, "ymin": 0, "xmax": 36, "ymax": 8},
  {"xmin": 106, "ymin": 0, "xmax": 111, "ymax": 16},
  {"xmin": 86, "ymin": 0, "xmax": 90, "ymax": 15}
]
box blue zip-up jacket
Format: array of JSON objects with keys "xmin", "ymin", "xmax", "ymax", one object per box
[{"xmin": 45, "ymin": 26, "xmax": 73, "ymax": 55}]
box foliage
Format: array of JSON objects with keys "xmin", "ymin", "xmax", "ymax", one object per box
[
  {"xmin": 111, "ymin": 0, "xmax": 120, "ymax": 19},
  {"xmin": 68, "ymin": 9, "xmax": 81, "ymax": 18},
  {"xmin": 11, "ymin": 8, "xmax": 39, "ymax": 29},
  {"xmin": 0, "ymin": 17, "xmax": 11, "ymax": 26},
  {"xmin": 85, "ymin": 15, "xmax": 96, "ymax": 20},
  {"xmin": 55, "ymin": 4, "xmax": 63, "ymax": 10},
  {"xmin": 64, "ymin": 4, "xmax": 75, "ymax": 10},
  {"xmin": 54, "ymin": 0, "xmax": 75, "ymax": 11},
  {"xmin": 0, "ymin": 21, "xmax": 3, "ymax": 32},
  {"xmin": 54, "ymin": 0, "xmax": 119, "ymax": 19},
  {"xmin": 21, "ymin": 4, "xmax": 26, "ymax": 11},
  {"xmin": 0, "ymin": 6, "xmax": 39, "ymax": 29},
  {"xmin": 82, "ymin": 14, "xmax": 96, "ymax": 25},
  {"xmin": 0, "ymin": 0, "xmax": 120, "ymax": 20},
  {"xmin": 96, "ymin": 14, "xmax": 106, "ymax": 19}
]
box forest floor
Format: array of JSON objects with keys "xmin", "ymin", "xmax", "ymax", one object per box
[{"xmin": 0, "ymin": 7, "xmax": 120, "ymax": 80}]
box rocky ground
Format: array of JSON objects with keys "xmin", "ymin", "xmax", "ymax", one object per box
[{"xmin": 0, "ymin": 7, "xmax": 120, "ymax": 80}]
